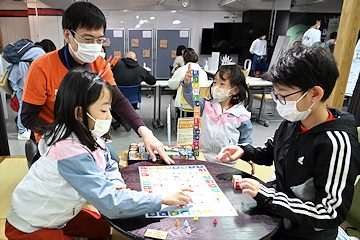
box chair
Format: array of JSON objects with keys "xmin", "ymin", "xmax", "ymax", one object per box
[
  {"xmin": 169, "ymin": 65, "xmax": 174, "ymax": 77},
  {"xmin": 252, "ymin": 92, "xmax": 276, "ymax": 118},
  {"xmin": 118, "ymin": 84, "xmax": 142, "ymax": 117}
]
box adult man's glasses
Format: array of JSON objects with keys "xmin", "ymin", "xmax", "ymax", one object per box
[{"xmin": 71, "ymin": 30, "xmax": 108, "ymax": 45}]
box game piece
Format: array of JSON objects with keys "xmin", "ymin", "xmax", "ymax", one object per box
[
  {"xmin": 194, "ymin": 215, "xmax": 198, "ymax": 221},
  {"xmin": 232, "ymin": 175, "xmax": 243, "ymax": 189},
  {"xmin": 144, "ymin": 229, "xmax": 168, "ymax": 240},
  {"xmin": 175, "ymin": 219, "xmax": 180, "ymax": 226},
  {"xmin": 217, "ymin": 152, "xmax": 224, "ymax": 159},
  {"xmin": 213, "ymin": 217, "xmax": 218, "ymax": 224},
  {"xmin": 186, "ymin": 226, "xmax": 191, "ymax": 234},
  {"xmin": 184, "ymin": 220, "xmax": 189, "ymax": 227}
]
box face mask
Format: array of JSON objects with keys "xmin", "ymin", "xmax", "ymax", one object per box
[
  {"xmin": 317, "ymin": 24, "xmax": 321, "ymax": 29},
  {"xmin": 87, "ymin": 112, "xmax": 111, "ymax": 137},
  {"xmin": 275, "ymin": 91, "xmax": 315, "ymax": 122},
  {"xmin": 69, "ymin": 37, "xmax": 102, "ymax": 63},
  {"xmin": 99, "ymin": 52, "xmax": 106, "ymax": 59},
  {"xmin": 211, "ymin": 86, "xmax": 235, "ymax": 103},
  {"xmin": 261, "ymin": 35, "xmax": 266, "ymax": 40}
]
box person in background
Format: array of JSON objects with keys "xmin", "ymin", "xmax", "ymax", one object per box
[
  {"xmin": 5, "ymin": 69, "xmax": 193, "ymax": 240},
  {"xmin": 328, "ymin": 32, "xmax": 337, "ymax": 53},
  {"xmin": 100, "ymin": 45, "xmax": 106, "ymax": 59},
  {"xmin": 8, "ymin": 43, "xmax": 46, "ymax": 140},
  {"xmin": 249, "ymin": 32, "xmax": 267, "ymax": 76},
  {"xmin": 111, "ymin": 51, "xmax": 156, "ymax": 131},
  {"xmin": 171, "ymin": 45, "xmax": 186, "ymax": 75},
  {"xmin": 302, "ymin": 17, "xmax": 322, "ymax": 47},
  {"xmin": 36, "ymin": 39, "xmax": 56, "ymax": 53},
  {"xmin": 217, "ymin": 45, "xmax": 360, "ymax": 240},
  {"xmin": 182, "ymin": 63, "xmax": 254, "ymax": 170},
  {"xmin": 21, "ymin": 2, "xmax": 173, "ymax": 164},
  {"xmin": 168, "ymin": 48, "xmax": 208, "ymax": 118}
]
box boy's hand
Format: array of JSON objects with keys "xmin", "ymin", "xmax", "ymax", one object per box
[
  {"xmin": 184, "ymin": 64, "xmax": 194, "ymax": 84},
  {"xmin": 216, "ymin": 146, "xmax": 244, "ymax": 163},
  {"xmin": 161, "ymin": 188, "xmax": 194, "ymax": 206},
  {"xmin": 238, "ymin": 178, "xmax": 260, "ymax": 198}
]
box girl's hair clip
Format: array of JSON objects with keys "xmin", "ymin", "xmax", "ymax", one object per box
[
  {"xmin": 88, "ymin": 75, "xmax": 101, "ymax": 90},
  {"xmin": 220, "ymin": 55, "xmax": 236, "ymax": 66}
]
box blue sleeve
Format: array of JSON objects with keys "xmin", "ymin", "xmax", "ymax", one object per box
[
  {"xmin": 104, "ymin": 146, "xmax": 124, "ymax": 185},
  {"xmin": 58, "ymin": 153, "xmax": 162, "ymax": 219},
  {"xmin": 236, "ymin": 119, "xmax": 253, "ymax": 145},
  {"xmin": 181, "ymin": 79, "xmax": 206, "ymax": 116}
]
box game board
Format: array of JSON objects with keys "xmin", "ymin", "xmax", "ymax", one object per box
[{"xmin": 139, "ymin": 165, "xmax": 238, "ymax": 218}]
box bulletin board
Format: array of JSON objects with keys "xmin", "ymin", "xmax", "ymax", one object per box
[
  {"xmin": 104, "ymin": 28, "xmax": 125, "ymax": 59},
  {"xmin": 128, "ymin": 29, "xmax": 154, "ymax": 74},
  {"xmin": 155, "ymin": 29, "xmax": 191, "ymax": 79}
]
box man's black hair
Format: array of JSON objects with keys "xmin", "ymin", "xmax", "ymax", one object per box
[
  {"xmin": 309, "ymin": 15, "xmax": 321, "ymax": 26},
  {"xmin": 62, "ymin": 2, "xmax": 106, "ymax": 32},
  {"xmin": 264, "ymin": 45, "xmax": 339, "ymax": 102},
  {"xmin": 184, "ymin": 48, "xmax": 198, "ymax": 64},
  {"xmin": 330, "ymin": 32, "xmax": 337, "ymax": 40},
  {"xmin": 39, "ymin": 39, "xmax": 56, "ymax": 53}
]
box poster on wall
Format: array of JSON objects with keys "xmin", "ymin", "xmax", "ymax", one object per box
[
  {"xmin": 177, "ymin": 118, "xmax": 202, "ymax": 146},
  {"xmin": 131, "ymin": 39, "xmax": 139, "ymax": 47},
  {"xmin": 160, "ymin": 39, "xmax": 168, "ymax": 48},
  {"xmin": 326, "ymin": 17, "xmax": 340, "ymax": 39},
  {"xmin": 345, "ymin": 39, "xmax": 360, "ymax": 96}
]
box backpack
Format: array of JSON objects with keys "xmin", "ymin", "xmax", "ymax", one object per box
[{"xmin": 3, "ymin": 39, "xmax": 34, "ymax": 64}]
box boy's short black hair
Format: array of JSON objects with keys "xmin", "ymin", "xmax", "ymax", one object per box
[
  {"xmin": 264, "ymin": 45, "xmax": 339, "ymax": 102},
  {"xmin": 62, "ymin": 2, "xmax": 106, "ymax": 32},
  {"xmin": 39, "ymin": 39, "xmax": 56, "ymax": 53}
]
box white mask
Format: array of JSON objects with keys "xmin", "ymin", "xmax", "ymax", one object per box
[
  {"xmin": 317, "ymin": 24, "xmax": 321, "ymax": 29},
  {"xmin": 99, "ymin": 52, "xmax": 106, "ymax": 59},
  {"xmin": 276, "ymin": 90, "xmax": 315, "ymax": 122},
  {"xmin": 87, "ymin": 112, "xmax": 111, "ymax": 137},
  {"xmin": 211, "ymin": 86, "xmax": 235, "ymax": 103},
  {"xmin": 69, "ymin": 37, "xmax": 102, "ymax": 63},
  {"xmin": 261, "ymin": 35, "xmax": 266, "ymax": 40}
]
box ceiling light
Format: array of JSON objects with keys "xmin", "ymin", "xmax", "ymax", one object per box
[{"xmin": 219, "ymin": 0, "xmax": 238, "ymax": 7}]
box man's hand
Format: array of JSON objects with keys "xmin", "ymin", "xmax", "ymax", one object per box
[
  {"xmin": 248, "ymin": 160, "xmax": 255, "ymax": 175},
  {"xmin": 216, "ymin": 146, "xmax": 244, "ymax": 163},
  {"xmin": 184, "ymin": 64, "xmax": 194, "ymax": 85},
  {"xmin": 237, "ymin": 178, "xmax": 260, "ymax": 198},
  {"xmin": 138, "ymin": 126, "xmax": 175, "ymax": 164},
  {"xmin": 161, "ymin": 188, "xmax": 194, "ymax": 206}
]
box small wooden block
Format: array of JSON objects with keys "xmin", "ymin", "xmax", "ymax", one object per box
[
  {"xmin": 232, "ymin": 175, "xmax": 243, "ymax": 189},
  {"xmin": 144, "ymin": 229, "xmax": 168, "ymax": 240}
]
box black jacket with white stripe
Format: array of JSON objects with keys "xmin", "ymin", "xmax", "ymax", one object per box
[{"xmin": 240, "ymin": 107, "xmax": 360, "ymax": 239}]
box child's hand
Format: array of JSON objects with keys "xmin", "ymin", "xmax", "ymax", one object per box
[
  {"xmin": 216, "ymin": 146, "xmax": 244, "ymax": 163},
  {"xmin": 161, "ymin": 188, "xmax": 194, "ymax": 206},
  {"xmin": 248, "ymin": 161, "xmax": 255, "ymax": 175},
  {"xmin": 237, "ymin": 178, "xmax": 260, "ymax": 198},
  {"xmin": 115, "ymin": 183, "xmax": 127, "ymax": 190},
  {"xmin": 184, "ymin": 63, "xmax": 194, "ymax": 85}
]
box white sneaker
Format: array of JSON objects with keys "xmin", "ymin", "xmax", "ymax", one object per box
[{"xmin": 18, "ymin": 130, "xmax": 30, "ymax": 141}]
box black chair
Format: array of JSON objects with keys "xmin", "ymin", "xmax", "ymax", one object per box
[{"xmin": 25, "ymin": 139, "xmax": 40, "ymax": 168}]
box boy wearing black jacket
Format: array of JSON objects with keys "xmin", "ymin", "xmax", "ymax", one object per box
[{"xmin": 217, "ymin": 45, "xmax": 360, "ymax": 240}]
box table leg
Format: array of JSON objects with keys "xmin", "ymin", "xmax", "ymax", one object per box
[
  {"xmin": 157, "ymin": 87, "xmax": 164, "ymax": 128},
  {"xmin": 152, "ymin": 86, "xmax": 160, "ymax": 129},
  {"xmin": 249, "ymin": 88, "xmax": 269, "ymax": 127}
]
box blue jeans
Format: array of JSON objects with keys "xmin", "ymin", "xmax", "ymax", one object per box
[{"xmin": 9, "ymin": 80, "xmax": 26, "ymax": 134}]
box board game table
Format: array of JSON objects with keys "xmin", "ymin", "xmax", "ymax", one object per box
[{"xmin": 102, "ymin": 159, "xmax": 282, "ymax": 240}]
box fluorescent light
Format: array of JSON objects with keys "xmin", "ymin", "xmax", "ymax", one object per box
[{"xmin": 219, "ymin": 0, "xmax": 238, "ymax": 7}]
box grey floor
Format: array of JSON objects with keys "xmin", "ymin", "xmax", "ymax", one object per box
[{"xmin": 4, "ymin": 93, "xmax": 283, "ymax": 156}]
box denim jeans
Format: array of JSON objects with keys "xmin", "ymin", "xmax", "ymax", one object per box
[{"xmin": 9, "ymin": 80, "xmax": 27, "ymax": 134}]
